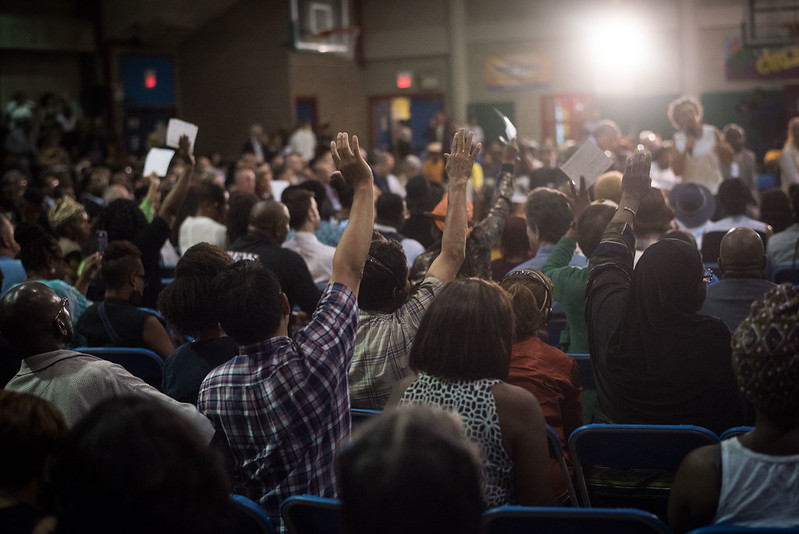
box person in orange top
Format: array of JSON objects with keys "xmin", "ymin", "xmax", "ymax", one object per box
[{"xmin": 500, "ymin": 268, "xmax": 583, "ymax": 500}]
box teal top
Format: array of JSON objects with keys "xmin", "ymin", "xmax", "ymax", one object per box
[{"xmin": 541, "ymin": 235, "xmax": 590, "ymax": 354}]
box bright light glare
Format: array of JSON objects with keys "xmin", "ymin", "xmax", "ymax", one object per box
[{"xmin": 584, "ymin": 11, "xmax": 654, "ymax": 91}]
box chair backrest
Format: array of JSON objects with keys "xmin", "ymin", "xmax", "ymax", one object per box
[
  {"xmin": 350, "ymin": 408, "xmax": 380, "ymax": 430},
  {"xmin": 567, "ymin": 354, "xmax": 594, "ymax": 390},
  {"xmin": 773, "ymin": 267, "xmax": 799, "ymax": 285},
  {"xmin": 545, "ymin": 310, "xmax": 567, "ymax": 350},
  {"xmin": 545, "ymin": 424, "xmax": 579, "ymax": 507},
  {"xmin": 688, "ymin": 526, "xmax": 799, "ymax": 533},
  {"xmin": 223, "ymin": 494, "xmax": 276, "ymax": 534},
  {"xmin": 281, "ymin": 495, "xmax": 344, "ymax": 534},
  {"xmin": 568, "ymin": 354, "xmax": 596, "ymax": 425},
  {"xmin": 483, "ymin": 505, "xmax": 672, "ymax": 534},
  {"xmin": 719, "ymin": 426, "xmax": 754, "ymax": 440},
  {"xmin": 568, "ymin": 424, "xmax": 719, "ymax": 515},
  {"xmin": 75, "ymin": 347, "xmax": 164, "ymax": 390}
]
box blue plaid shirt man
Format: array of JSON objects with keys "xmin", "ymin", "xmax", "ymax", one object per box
[{"xmin": 198, "ymin": 282, "xmax": 358, "ymax": 532}]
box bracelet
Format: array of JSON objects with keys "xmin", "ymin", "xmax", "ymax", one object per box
[{"xmin": 622, "ymin": 206, "xmax": 636, "ymax": 217}]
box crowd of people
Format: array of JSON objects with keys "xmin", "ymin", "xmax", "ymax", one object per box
[{"xmin": 0, "ymin": 89, "xmax": 798, "ymax": 534}]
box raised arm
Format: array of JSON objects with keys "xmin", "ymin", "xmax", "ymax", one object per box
[
  {"xmin": 158, "ymin": 134, "xmax": 195, "ymax": 226},
  {"xmin": 427, "ymin": 129, "xmax": 480, "ymax": 282},
  {"xmin": 330, "ymin": 133, "xmax": 375, "ymax": 295},
  {"xmin": 609, "ymin": 148, "xmax": 652, "ymax": 233}
]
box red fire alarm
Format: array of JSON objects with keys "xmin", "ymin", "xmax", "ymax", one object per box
[
  {"xmin": 144, "ymin": 69, "xmax": 157, "ymax": 89},
  {"xmin": 396, "ymin": 72, "xmax": 412, "ymax": 89}
]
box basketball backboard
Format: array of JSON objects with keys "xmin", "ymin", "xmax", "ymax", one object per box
[
  {"xmin": 744, "ymin": 0, "xmax": 799, "ymax": 46},
  {"xmin": 289, "ymin": 0, "xmax": 358, "ymax": 57}
]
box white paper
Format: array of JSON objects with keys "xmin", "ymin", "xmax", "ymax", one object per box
[
  {"xmin": 493, "ymin": 108, "xmax": 517, "ymax": 142},
  {"xmin": 559, "ymin": 141, "xmax": 614, "ymax": 187},
  {"xmin": 143, "ymin": 148, "xmax": 176, "ymax": 177},
  {"xmin": 271, "ymin": 180, "xmax": 291, "ymax": 202},
  {"xmin": 166, "ymin": 118, "xmax": 199, "ymax": 152}
]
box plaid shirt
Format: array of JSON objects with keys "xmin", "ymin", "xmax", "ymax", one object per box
[
  {"xmin": 348, "ymin": 277, "xmax": 444, "ymax": 410},
  {"xmin": 198, "ymin": 283, "xmax": 358, "ymax": 532}
]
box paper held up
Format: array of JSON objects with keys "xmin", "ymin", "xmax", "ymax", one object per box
[
  {"xmin": 559, "ymin": 141, "xmax": 614, "ymax": 187},
  {"xmin": 143, "ymin": 148, "xmax": 176, "ymax": 177},
  {"xmin": 166, "ymin": 118, "xmax": 199, "ymax": 152},
  {"xmin": 493, "ymin": 108, "xmax": 517, "ymax": 144}
]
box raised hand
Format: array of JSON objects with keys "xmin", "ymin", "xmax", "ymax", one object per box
[
  {"xmin": 568, "ymin": 175, "xmax": 591, "ymax": 222},
  {"xmin": 330, "ymin": 133, "xmax": 373, "ymax": 190},
  {"xmin": 177, "ymin": 134, "xmax": 195, "ymax": 166},
  {"xmin": 444, "ymin": 128, "xmax": 481, "ymax": 184},
  {"xmin": 620, "ymin": 148, "xmax": 651, "ymax": 203}
]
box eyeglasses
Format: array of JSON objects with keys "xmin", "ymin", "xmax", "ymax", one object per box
[
  {"xmin": 54, "ymin": 297, "xmax": 69, "ymax": 322},
  {"xmin": 702, "ymin": 268, "xmax": 714, "ymax": 285}
]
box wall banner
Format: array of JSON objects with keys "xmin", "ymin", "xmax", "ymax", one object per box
[
  {"xmin": 485, "ymin": 52, "xmax": 551, "ymax": 89},
  {"xmin": 726, "ymin": 36, "xmax": 799, "ymax": 80}
]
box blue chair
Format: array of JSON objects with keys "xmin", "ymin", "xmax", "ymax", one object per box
[
  {"xmin": 568, "ymin": 424, "xmax": 719, "ymax": 518},
  {"xmin": 281, "ymin": 495, "xmax": 344, "ymax": 534},
  {"xmin": 223, "ymin": 494, "xmax": 276, "ymax": 534},
  {"xmin": 350, "ymin": 408, "xmax": 380, "ymax": 430},
  {"xmin": 545, "ymin": 424, "xmax": 579, "ymax": 506},
  {"xmin": 483, "ymin": 505, "xmax": 671, "ymax": 534},
  {"xmin": 545, "ymin": 311, "xmax": 568, "ymax": 350},
  {"xmin": 720, "ymin": 426, "xmax": 753, "ymax": 440},
  {"xmin": 688, "ymin": 526, "xmax": 799, "ymax": 533},
  {"xmin": 568, "ymin": 354, "xmax": 596, "ymax": 424},
  {"xmin": 75, "ymin": 347, "xmax": 164, "ymax": 390},
  {"xmin": 773, "ymin": 267, "xmax": 799, "ymax": 285}
]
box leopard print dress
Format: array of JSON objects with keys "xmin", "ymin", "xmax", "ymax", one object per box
[{"xmin": 400, "ymin": 372, "xmax": 515, "ymax": 508}]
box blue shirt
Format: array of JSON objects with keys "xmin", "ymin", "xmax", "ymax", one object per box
[{"xmin": 0, "ymin": 257, "xmax": 25, "ymax": 296}]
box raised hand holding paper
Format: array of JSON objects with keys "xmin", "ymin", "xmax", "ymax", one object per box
[
  {"xmin": 559, "ymin": 141, "xmax": 614, "ymax": 187},
  {"xmin": 166, "ymin": 118, "xmax": 198, "ymax": 152},
  {"xmin": 493, "ymin": 108, "xmax": 517, "ymax": 145},
  {"xmin": 143, "ymin": 148, "xmax": 175, "ymax": 177}
]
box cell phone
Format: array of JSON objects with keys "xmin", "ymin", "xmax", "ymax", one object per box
[{"xmin": 96, "ymin": 230, "xmax": 108, "ymax": 253}]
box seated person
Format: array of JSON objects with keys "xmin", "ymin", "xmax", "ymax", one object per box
[
  {"xmin": 669, "ymin": 284, "xmax": 799, "ymax": 532},
  {"xmin": 49, "ymin": 396, "xmax": 230, "ymax": 534},
  {"xmin": 586, "ymin": 149, "xmax": 750, "ymax": 435},
  {"xmin": 1, "ymin": 282, "xmax": 214, "ymax": 438},
  {"xmin": 337, "ymin": 405, "xmax": 482, "ymax": 534},
  {"xmin": 500, "ymin": 268, "xmax": 582, "ymax": 497},
  {"xmin": 198, "ymin": 132, "xmax": 375, "ymax": 531},
  {"xmin": 699, "ymin": 227, "xmax": 776, "ymax": 332},
  {"xmin": 490, "ymin": 216, "xmax": 533, "ymax": 280},
  {"xmin": 178, "ymin": 182, "xmax": 228, "ymax": 254},
  {"xmin": 391, "ymin": 278, "xmax": 553, "ymax": 508},
  {"xmin": 77, "ymin": 241, "xmax": 174, "ymax": 358},
  {"xmin": 281, "ymin": 186, "xmax": 336, "ymax": 285},
  {"xmin": 48, "ymin": 196, "xmax": 91, "ymax": 259},
  {"xmin": 349, "ymin": 129, "xmax": 477, "ymax": 410},
  {"xmin": 0, "ymin": 391, "xmax": 67, "ymax": 534},
  {"xmin": 541, "ymin": 178, "xmax": 616, "ymax": 353},
  {"xmin": 159, "ymin": 243, "xmax": 238, "ymax": 404}
]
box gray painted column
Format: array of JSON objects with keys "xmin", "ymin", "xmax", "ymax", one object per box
[
  {"xmin": 449, "ymin": 0, "xmax": 468, "ymax": 124},
  {"xmin": 680, "ymin": 0, "xmax": 699, "ymax": 96}
]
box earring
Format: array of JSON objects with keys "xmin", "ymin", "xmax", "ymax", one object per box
[{"xmin": 50, "ymin": 267, "xmax": 56, "ymax": 274}]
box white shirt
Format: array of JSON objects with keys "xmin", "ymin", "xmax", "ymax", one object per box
[
  {"xmin": 703, "ymin": 215, "xmax": 769, "ymax": 235},
  {"xmin": 178, "ymin": 216, "xmax": 227, "ymax": 255},
  {"xmin": 7, "ymin": 349, "xmax": 215, "ymax": 441},
  {"xmin": 283, "ymin": 231, "xmax": 336, "ymax": 285},
  {"xmin": 288, "ymin": 129, "xmax": 317, "ymax": 162},
  {"xmin": 714, "ymin": 437, "xmax": 799, "ymax": 528},
  {"xmin": 674, "ymin": 125, "xmax": 724, "ymax": 194}
]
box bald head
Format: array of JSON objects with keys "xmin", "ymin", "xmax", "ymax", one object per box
[
  {"xmin": 0, "ymin": 282, "xmax": 72, "ymax": 356},
  {"xmin": 248, "ymin": 200, "xmax": 290, "ymax": 244},
  {"xmin": 719, "ymin": 227, "xmax": 766, "ymax": 278}
]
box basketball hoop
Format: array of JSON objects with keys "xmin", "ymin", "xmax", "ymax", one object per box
[{"xmin": 309, "ymin": 25, "xmax": 360, "ymax": 59}]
